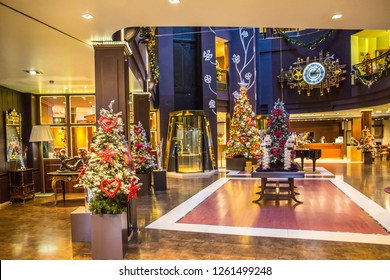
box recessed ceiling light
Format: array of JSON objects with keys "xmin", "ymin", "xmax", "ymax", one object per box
[
  {"xmin": 24, "ymin": 69, "xmax": 42, "ymax": 75},
  {"xmin": 332, "ymin": 14, "xmax": 342, "ymax": 20},
  {"xmin": 82, "ymin": 13, "xmax": 93, "ymax": 19},
  {"xmin": 169, "ymin": 0, "xmax": 180, "ymax": 4}
]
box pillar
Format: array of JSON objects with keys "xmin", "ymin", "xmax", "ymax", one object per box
[
  {"xmin": 131, "ymin": 92, "xmax": 151, "ymax": 140},
  {"xmin": 94, "ymin": 43, "xmax": 131, "ymax": 138},
  {"xmin": 361, "ymin": 109, "xmax": 373, "ymax": 131}
]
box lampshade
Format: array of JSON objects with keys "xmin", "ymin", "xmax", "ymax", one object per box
[{"xmin": 29, "ymin": 125, "xmax": 55, "ymax": 142}]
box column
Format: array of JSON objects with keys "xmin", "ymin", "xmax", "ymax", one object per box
[
  {"xmin": 94, "ymin": 43, "xmax": 131, "ymax": 138},
  {"xmin": 361, "ymin": 109, "xmax": 372, "ymax": 131}
]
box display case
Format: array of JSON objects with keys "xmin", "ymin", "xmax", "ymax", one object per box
[
  {"xmin": 165, "ymin": 110, "xmax": 216, "ymax": 173},
  {"xmin": 9, "ymin": 168, "xmax": 36, "ymax": 203}
]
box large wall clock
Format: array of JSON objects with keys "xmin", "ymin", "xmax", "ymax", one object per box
[
  {"xmin": 278, "ymin": 51, "xmax": 346, "ymax": 96},
  {"xmin": 303, "ymin": 62, "xmax": 325, "ymax": 85}
]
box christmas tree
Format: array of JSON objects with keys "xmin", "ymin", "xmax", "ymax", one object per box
[
  {"xmin": 76, "ymin": 101, "xmax": 140, "ymax": 214},
  {"xmin": 129, "ymin": 121, "xmax": 157, "ymax": 174},
  {"xmin": 357, "ymin": 126, "xmax": 376, "ymax": 153},
  {"xmin": 265, "ymin": 99, "xmax": 291, "ymax": 165},
  {"xmin": 226, "ymin": 86, "xmax": 262, "ymax": 160}
]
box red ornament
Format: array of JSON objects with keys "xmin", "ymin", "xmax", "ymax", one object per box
[
  {"xmin": 127, "ymin": 178, "xmax": 140, "ymax": 201},
  {"xmin": 98, "ymin": 116, "xmax": 118, "ymax": 133},
  {"xmin": 76, "ymin": 164, "xmax": 88, "ymax": 182},
  {"xmin": 124, "ymin": 147, "xmax": 134, "ymax": 170},
  {"xmin": 98, "ymin": 145, "xmax": 118, "ymax": 164},
  {"xmin": 100, "ymin": 178, "xmax": 121, "ymax": 198},
  {"xmin": 271, "ymin": 147, "xmax": 282, "ymax": 156}
]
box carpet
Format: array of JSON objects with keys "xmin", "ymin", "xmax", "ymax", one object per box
[{"xmin": 147, "ymin": 177, "xmax": 390, "ymax": 245}]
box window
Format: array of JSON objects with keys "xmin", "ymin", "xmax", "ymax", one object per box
[
  {"xmin": 40, "ymin": 96, "xmax": 67, "ymax": 124},
  {"xmin": 70, "ymin": 96, "xmax": 96, "ymax": 124},
  {"xmin": 39, "ymin": 95, "xmax": 96, "ymax": 158}
]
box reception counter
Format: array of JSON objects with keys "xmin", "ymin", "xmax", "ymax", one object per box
[{"xmin": 305, "ymin": 143, "xmax": 344, "ymax": 159}]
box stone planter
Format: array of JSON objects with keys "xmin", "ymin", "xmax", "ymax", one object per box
[
  {"xmin": 226, "ymin": 157, "xmax": 257, "ymax": 171},
  {"xmin": 91, "ymin": 212, "xmax": 127, "ymax": 260},
  {"xmin": 136, "ymin": 173, "xmax": 152, "ymax": 196}
]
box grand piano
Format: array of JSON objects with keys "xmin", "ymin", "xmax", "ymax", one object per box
[{"xmin": 295, "ymin": 149, "xmax": 322, "ymax": 171}]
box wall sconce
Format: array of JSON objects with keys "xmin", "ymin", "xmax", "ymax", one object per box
[{"xmin": 29, "ymin": 126, "xmax": 55, "ymax": 193}]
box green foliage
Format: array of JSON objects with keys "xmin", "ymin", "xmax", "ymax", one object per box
[{"xmin": 88, "ymin": 193, "xmax": 128, "ymax": 214}]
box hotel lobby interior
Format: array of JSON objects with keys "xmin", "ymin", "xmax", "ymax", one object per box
[{"xmin": 1, "ymin": 1, "xmax": 390, "ymax": 261}]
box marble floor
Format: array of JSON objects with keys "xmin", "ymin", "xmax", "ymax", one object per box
[{"xmin": 1, "ymin": 159, "xmax": 390, "ymax": 260}]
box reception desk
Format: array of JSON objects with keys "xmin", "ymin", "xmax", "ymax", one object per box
[{"xmin": 305, "ymin": 143, "xmax": 344, "ymax": 159}]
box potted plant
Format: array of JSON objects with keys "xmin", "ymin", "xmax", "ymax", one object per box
[
  {"xmin": 129, "ymin": 121, "xmax": 157, "ymax": 195},
  {"xmin": 75, "ymin": 101, "xmax": 140, "ymax": 259},
  {"xmin": 226, "ymin": 86, "xmax": 262, "ymax": 170}
]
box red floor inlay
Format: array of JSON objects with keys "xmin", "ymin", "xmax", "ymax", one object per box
[{"xmin": 178, "ymin": 179, "xmax": 389, "ymax": 235}]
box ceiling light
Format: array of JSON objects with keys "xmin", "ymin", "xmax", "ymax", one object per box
[
  {"xmin": 169, "ymin": 0, "xmax": 180, "ymax": 4},
  {"xmin": 24, "ymin": 69, "xmax": 42, "ymax": 75},
  {"xmin": 82, "ymin": 13, "xmax": 93, "ymax": 19},
  {"xmin": 332, "ymin": 14, "xmax": 342, "ymax": 20}
]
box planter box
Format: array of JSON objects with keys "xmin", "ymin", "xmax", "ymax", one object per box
[
  {"xmin": 70, "ymin": 206, "xmax": 91, "ymax": 242},
  {"xmin": 226, "ymin": 157, "xmax": 257, "ymax": 171},
  {"xmin": 91, "ymin": 212, "xmax": 127, "ymax": 260},
  {"xmin": 136, "ymin": 173, "xmax": 151, "ymax": 196}
]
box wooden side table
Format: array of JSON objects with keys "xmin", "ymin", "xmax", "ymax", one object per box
[
  {"xmin": 9, "ymin": 168, "xmax": 36, "ymax": 204},
  {"xmin": 47, "ymin": 171, "xmax": 80, "ymax": 205}
]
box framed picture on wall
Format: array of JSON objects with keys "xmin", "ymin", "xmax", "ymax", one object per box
[{"xmin": 372, "ymin": 125, "xmax": 383, "ymax": 138}]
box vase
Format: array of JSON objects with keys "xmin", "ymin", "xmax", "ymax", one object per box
[
  {"xmin": 136, "ymin": 173, "xmax": 151, "ymax": 196},
  {"xmin": 363, "ymin": 152, "xmax": 373, "ymax": 164},
  {"xmin": 91, "ymin": 212, "xmax": 127, "ymax": 260}
]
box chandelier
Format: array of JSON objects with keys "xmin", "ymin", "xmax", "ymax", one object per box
[{"xmin": 278, "ymin": 51, "xmax": 346, "ymax": 96}]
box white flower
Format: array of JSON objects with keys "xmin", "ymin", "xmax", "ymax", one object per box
[
  {"xmin": 245, "ymin": 72, "xmax": 252, "ymax": 80},
  {"xmin": 204, "ymin": 75, "xmax": 212, "ymax": 84},
  {"xmin": 232, "ymin": 91, "xmax": 240, "ymax": 99},
  {"xmin": 203, "ymin": 50, "xmax": 213, "ymax": 61},
  {"xmin": 208, "ymin": 99, "xmax": 216, "ymax": 109},
  {"xmin": 232, "ymin": 54, "xmax": 240, "ymax": 64},
  {"xmin": 241, "ymin": 30, "xmax": 249, "ymax": 38}
]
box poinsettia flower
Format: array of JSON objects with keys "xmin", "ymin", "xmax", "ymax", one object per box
[{"xmin": 274, "ymin": 130, "xmax": 283, "ymax": 137}]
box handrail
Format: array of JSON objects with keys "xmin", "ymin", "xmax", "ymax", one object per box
[{"xmin": 352, "ymin": 50, "xmax": 390, "ymax": 87}]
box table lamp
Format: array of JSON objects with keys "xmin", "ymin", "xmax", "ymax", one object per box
[{"xmin": 29, "ymin": 126, "xmax": 55, "ymax": 193}]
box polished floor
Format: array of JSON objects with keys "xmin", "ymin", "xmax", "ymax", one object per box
[{"xmin": 1, "ymin": 159, "xmax": 390, "ymax": 260}]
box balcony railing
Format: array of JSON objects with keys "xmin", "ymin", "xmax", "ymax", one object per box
[{"xmin": 352, "ymin": 50, "xmax": 390, "ymax": 87}]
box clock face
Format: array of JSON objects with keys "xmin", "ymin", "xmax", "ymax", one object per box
[{"xmin": 303, "ymin": 62, "xmax": 326, "ymax": 85}]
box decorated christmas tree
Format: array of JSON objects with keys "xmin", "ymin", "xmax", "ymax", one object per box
[
  {"xmin": 226, "ymin": 86, "xmax": 262, "ymax": 160},
  {"xmin": 129, "ymin": 121, "xmax": 157, "ymax": 174},
  {"xmin": 357, "ymin": 126, "xmax": 376, "ymax": 153},
  {"xmin": 76, "ymin": 101, "xmax": 140, "ymax": 214},
  {"xmin": 261, "ymin": 99, "xmax": 293, "ymax": 168}
]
